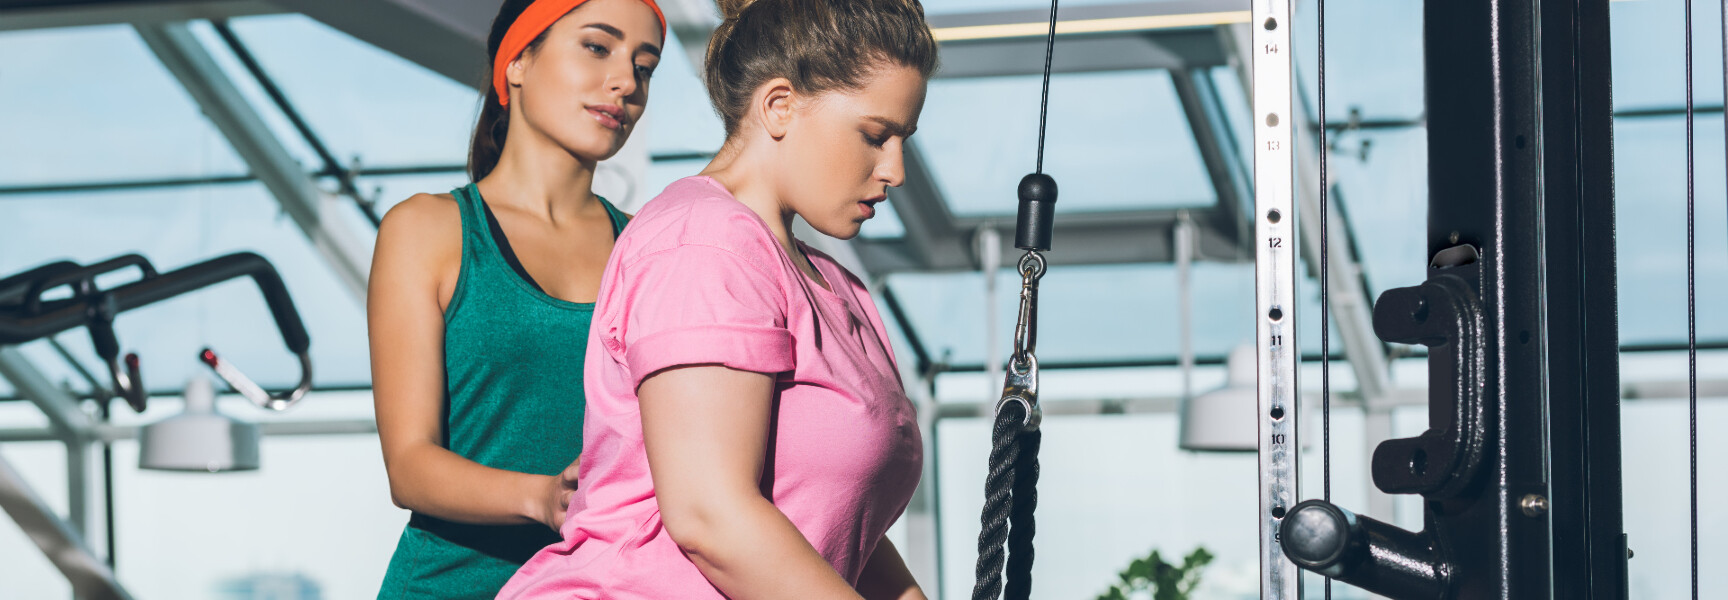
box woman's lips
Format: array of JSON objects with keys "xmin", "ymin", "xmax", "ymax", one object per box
[
  {"xmin": 860, "ymin": 197, "xmax": 885, "ymax": 219},
  {"xmin": 587, "ymin": 106, "xmax": 623, "ymax": 130}
]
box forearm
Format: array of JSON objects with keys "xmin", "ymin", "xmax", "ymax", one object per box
[
  {"xmin": 385, "ymin": 443, "xmax": 550, "ymax": 526},
  {"xmin": 675, "ymin": 494, "xmax": 863, "ymax": 600},
  {"xmin": 856, "ymin": 537, "xmax": 924, "ymax": 600}
]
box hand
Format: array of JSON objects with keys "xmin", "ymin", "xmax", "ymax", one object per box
[{"xmin": 534, "ymin": 456, "xmax": 582, "ymax": 530}]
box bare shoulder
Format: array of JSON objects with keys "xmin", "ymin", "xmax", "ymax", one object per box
[
  {"xmin": 377, "ymin": 193, "xmax": 462, "ymax": 255},
  {"xmin": 371, "ymin": 192, "xmax": 466, "ymax": 296}
]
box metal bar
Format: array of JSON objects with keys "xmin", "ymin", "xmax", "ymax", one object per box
[
  {"xmin": 1250, "ymin": 0, "xmax": 1301, "ymax": 596},
  {"xmin": 0, "ymin": 452, "xmax": 133, "ymax": 600},
  {"xmin": 0, "ymin": 174, "xmax": 257, "ymax": 197},
  {"xmin": 0, "ymin": 418, "xmax": 378, "ymax": 443},
  {"xmin": 135, "ymin": 21, "xmax": 372, "ymax": 302},
  {"xmin": 1537, "ymin": 0, "xmax": 1626, "ymax": 593},
  {"xmin": 1417, "ymin": 0, "xmax": 1551, "ymax": 594},
  {"xmin": 1223, "ymin": 26, "xmax": 1401, "ymax": 541}
]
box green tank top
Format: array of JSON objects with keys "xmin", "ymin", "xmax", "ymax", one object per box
[{"xmin": 378, "ymin": 184, "xmax": 628, "ymax": 600}]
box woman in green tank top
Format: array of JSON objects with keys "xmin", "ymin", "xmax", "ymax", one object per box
[{"xmin": 366, "ymin": 0, "xmax": 665, "ymax": 597}]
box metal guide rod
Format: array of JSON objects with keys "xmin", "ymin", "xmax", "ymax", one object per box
[{"xmin": 1251, "ymin": 0, "xmax": 1302, "ymax": 597}]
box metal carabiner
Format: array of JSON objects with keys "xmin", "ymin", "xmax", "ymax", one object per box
[{"xmin": 997, "ymin": 250, "xmax": 1047, "ymax": 431}]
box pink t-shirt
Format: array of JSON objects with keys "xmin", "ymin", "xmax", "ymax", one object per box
[{"xmin": 497, "ymin": 176, "xmax": 923, "ymax": 599}]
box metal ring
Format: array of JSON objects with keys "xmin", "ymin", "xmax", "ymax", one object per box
[
  {"xmin": 995, "ymin": 394, "xmax": 1043, "ymax": 432},
  {"xmin": 1018, "ymin": 251, "xmax": 1047, "ymax": 281}
]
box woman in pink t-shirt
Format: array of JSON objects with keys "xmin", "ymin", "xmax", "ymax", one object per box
[{"xmin": 498, "ymin": 1, "xmax": 938, "ymax": 599}]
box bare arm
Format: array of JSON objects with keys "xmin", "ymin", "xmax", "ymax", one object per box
[
  {"xmin": 369, "ymin": 195, "xmax": 576, "ymax": 530},
  {"xmin": 639, "ymin": 365, "xmax": 863, "ymax": 600},
  {"xmin": 855, "ymin": 538, "xmax": 925, "ymax": 600}
]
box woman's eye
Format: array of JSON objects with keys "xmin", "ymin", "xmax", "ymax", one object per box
[
  {"xmin": 864, "ymin": 133, "xmax": 888, "ymax": 147},
  {"xmin": 635, "ymin": 64, "xmax": 656, "ymax": 80},
  {"xmin": 586, "ymin": 43, "xmax": 609, "ymax": 57}
]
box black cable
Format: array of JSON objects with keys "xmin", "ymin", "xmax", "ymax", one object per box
[
  {"xmin": 1316, "ymin": 0, "xmax": 1332, "ymax": 596},
  {"xmin": 1685, "ymin": 0, "xmax": 1699, "ymax": 597},
  {"xmin": 1034, "ymin": 0, "xmax": 1060, "ymax": 173}
]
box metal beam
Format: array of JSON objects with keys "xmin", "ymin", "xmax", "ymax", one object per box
[
  {"xmin": 856, "ymin": 207, "xmax": 1246, "ymax": 273},
  {"xmin": 0, "ymin": 417, "xmax": 379, "ymax": 443},
  {"xmin": 136, "ymin": 21, "xmax": 372, "ymax": 302},
  {"xmin": 0, "ymin": 346, "xmax": 96, "ymax": 541},
  {"xmin": 0, "ymin": 347, "xmax": 95, "ymax": 442},
  {"xmin": 0, "ymin": 0, "xmax": 279, "ymax": 32},
  {"xmin": 261, "ymin": 0, "xmax": 495, "ymax": 86},
  {"xmin": 928, "ymin": 1, "xmax": 1243, "ymax": 78},
  {"xmin": 1172, "ymin": 68, "xmax": 1252, "ymax": 248},
  {"xmin": 0, "ymin": 452, "xmax": 133, "ymax": 600}
]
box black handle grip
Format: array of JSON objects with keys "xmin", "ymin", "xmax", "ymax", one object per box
[
  {"xmin": 0, "ymin": 260, "xmax": 81, "ymax": 307},
  {"xmin": 108, "ymin": 252, "xmax": 310, "ymax": 355},
  {"xmin": 1280, "ymin": 500, "xmax": 1448, "ymax": 599},
  {"xmin": 22, "ymin": 254, "xmax": 157, "ymax": 316}
]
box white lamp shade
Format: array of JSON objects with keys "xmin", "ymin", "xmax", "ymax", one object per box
[
  {"xmin": 1179, "ymin": 344, "xmax": 1259, "ymax": 452},
  {"xmin": 140, "ymin": 377, "xmax": 260, "ymax": 472}
]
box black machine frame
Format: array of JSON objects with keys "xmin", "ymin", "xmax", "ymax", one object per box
[{"xmin": 1274, "ymin": 0, "xmax": 1628, "ymax": 597}]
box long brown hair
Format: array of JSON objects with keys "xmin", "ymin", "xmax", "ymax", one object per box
[
  {"xmin": 703, "ymin": 0, "xmax": 940, "ymax": 138},
  {"xmin": 468, "ymin": 0, "xmax": 554, "ymax": 182}
]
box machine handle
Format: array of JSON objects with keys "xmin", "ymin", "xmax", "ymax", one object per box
[{"xmin": 200, "ymin": 348, "xmax": 311, "ymax": 411}]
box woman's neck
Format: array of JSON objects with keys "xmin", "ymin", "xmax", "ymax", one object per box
[
  {"xmin": 702, "ymin": 142, "xmax": 798, "ymax": 254},
  {"xmin": 479, "ymin": 125, "xmax": 600, "ymax": 223}
]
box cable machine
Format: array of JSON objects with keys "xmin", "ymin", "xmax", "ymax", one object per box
[{"xmin": 1264, "ymin": 0, "xmax": 1630, "ymax": 597}]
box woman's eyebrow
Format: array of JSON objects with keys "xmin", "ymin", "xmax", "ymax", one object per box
[
  {"xmin": 581, "ymin": 22, "xmax": 625, "ymax": 39},
  {"xmin": 581, "ymin": 22, "xmax": 661, "ymax": 57},
  {"xmin": 865, "ymin": 115, "xmax": 917, "ymax": 137}
]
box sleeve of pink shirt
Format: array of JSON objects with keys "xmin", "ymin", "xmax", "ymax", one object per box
[{"xmin": 612, "ymin": 243, "xmax": 795, "ymax": 389}]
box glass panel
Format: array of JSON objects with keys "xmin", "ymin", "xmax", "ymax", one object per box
[
  {"xmin": 1328, "ymin": 126, "xmax": 1430, "ymax": 298},
  {"xmin": 0, "ymin": 25, "xmax": 248, "ymax": 186},
  {"xmin": 225, "ymin": 14, "xmax": 479, "ymax": 170},
  {"xmin": 1614, "ymin": 114, "xmax": 1728, "ymax": 345},
  {"xmin": 1291, "ymin": 0, "xmax": 1426, "ymax": 123},
  {"xmin": 887, "ymin": 262, "xmax": 1253, "ymax": 367},
  {"xmin": 890, "ymin": 257, "xmax": 1339, "ymax": 370},
  {"xmin": 646, "ymin": 30, "xmax": 726, "ymax": 156},
  {"xmin": 920, "ymin": 70, "xmax": 1215, "ymax": 216},
  {"xmin": 1608, "ymin": 0, "xmax": 1725, "ymax": 111},
  {"xmin": 0, "ymin": 183, "xmax": 371, "ymax": 390}
]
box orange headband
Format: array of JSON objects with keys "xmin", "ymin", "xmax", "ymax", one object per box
[{"xmin": 493, "ymin": 0, "xmax": 667, "ymax": 106}]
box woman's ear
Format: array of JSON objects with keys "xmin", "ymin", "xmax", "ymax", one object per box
[
  {"xmin": 505, "ymin": 53, "xmax": 531, "ymax": 94},
  {"xmin": 755, "ymin": 77, "xmax": 796, "ymax": 140}
]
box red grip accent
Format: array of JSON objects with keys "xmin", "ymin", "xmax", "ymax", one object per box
[
  {"xmin": 200, "ymin": 348, "xmax": 219, "ymax": 367},
  {"xmin": 124, "ymin": 353, "xmax": 139, "ymax": 369}
]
